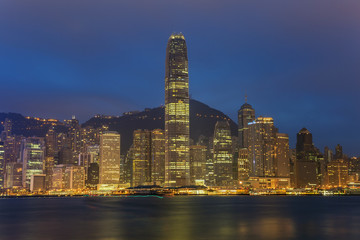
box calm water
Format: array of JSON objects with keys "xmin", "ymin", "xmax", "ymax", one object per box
[{"xmin": 0, "ymin": 196, "xmax": 360, "ymax": 240}]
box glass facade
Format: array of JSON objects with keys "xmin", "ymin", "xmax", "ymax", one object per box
[{"xmin": 165, "ymin": 33, "xmax": 190, "ymax": 187}]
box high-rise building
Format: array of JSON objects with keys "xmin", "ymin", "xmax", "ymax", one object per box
[
  {"xmin": 324, "ymin": 146, "xmax": 333, "ymax": 164},
  {"xmin": 20, "ymin": 137, "xmax": 45, "ymax": 188},
  {"xmin": 0, "ymin": 142, "xmax": 4, "ymax": 188},
  {"xmin": 327, "ymin": 159, "xmax": 348, "ymax": 187},
  {"xmin": 213, "ymin": 121, "xmax": 233, "ymax": 186},
  {"xmin": 238, "ymin": 101, "xmax": 255, "ymax": 148},
  {"xmin": 248, "ymin": 117, "xmax": 277, "ymax": 177},
  {"xmin": 52, "ymin": 165, "xmax": 67, "ymax": 190},
  {"xmin": 335, "ymin": 144, "xmax": 343, "ymax": 160},
  {"xmin": 151, "ymin": 129, "xmax": 165, "ymax": 186},
  {"xmin": 294, "ymin": 128, "xmax": 322, "ymax": 188},
  {"xmin": 132, "ymin": 130, "xmax": 152, "ymax": 186},
  {"xmin": 64, "ymin": 165, "xmax": 85, "ymax": 189},
  {"xmin": 86, "ymin": 163, "xmax": 99, "ymax": 187},
  {"xmin": 30, "ymin": 174, "xmax": 46, "ymax": 192},
  {"xmin": 99, "ymin": 132, "xmax": 121, "ymax": 185},
  {"xmin": 4, "ymin": 162, "xmax": 22, "ymax": 189},
  {"xmin": 164, "ymin": 33, "xmax": 190, "ymax": 187},
  {"xmin": 274, "ymin": 133, "xmax": 290, "ymax": 177},
  {"xmin": 189, "ymin": 145, "xmax": 207, "ymax": 186},
  {"xmin": 238, "ymin": 148, "xmax": 250, "ymax": 181}
]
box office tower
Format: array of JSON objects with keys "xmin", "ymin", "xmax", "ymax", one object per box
[
  {"xmin": 324, "ymin": 146, "xmax": 333, "ymax": 164},
  {"xmin": 274, "ymin": 133, "xmax": 290, "ymax": 177},
  {"xmin": 30, "ymin": 174, "xmax": 46, "ymax": 192},
  {"xmin": 4, "ymin": 162, "xmax": 22, "ymax": 188},
  {"xmin": 87, "ymin": 163, "xmax": 99, "ymax": 187},
  {"xmin": 294, "ymin": 128, "xmax": 322, "ymax": 188},
  {"xmin": 327, "ymin": 159, "xmax": 348, "ymax": 187},
  {"xmin": 164, "ymin": 33, "xmax": 190, "ymax": 187},
  {"xmin": 213, "ymin": 121, "xmax": 233, "ymax": 186},
  {"xmin": 99, "ymin": 132, "xmax": 121, "ymax": 185},
  {"xmin": 132, "ymin": 130, "xmax": 152, "ymax": 186},
  {"xmin": 1, "ymin": 118, "xmax": 12, "ymax": 141},
  {"xmin": 0, "ymin": 142, "xmax": 4, "ymax": 188},
  {"xmin": 64, "ymin": 165, "xmax": 85, "ymax": 189},
  {"xmin": 80, "ymin": 126, "xmax": 97, "ymax": 152},
  {"xmin": 45, "ymin": 127, "xmax": 57, "ymax": 189},
  {"xmin": 67, "ymin": 116, "xmax": 81, "ymax": 164},
  {"xmin": 151, "ymin": 129, "xmax": 165, "ymax": 185},
  {"xmin": 87, "ymin": 145, "xmax": 100, "ymax": 164},
  {"xmin": 238, "ymin": 148, "xmax": 250, "ymax": 181},
  {"xmin": 52, "ymin": 165, "xmax": 67, "ymax": 190},
  {"xmin": 189, "ymin": 145, "xmax": 207, "ymax": 185},
  {"xmin": 4, "ymin": 135, "xmax": 22, "ymax": 165},
  {"xmin": 335, "ymin": 144, "xmax": 343, "ymax": 160},
  {"xmin": 248, "ymin": 117, "xmax": 277, "ymax": 177},
  {"xmin": 21, "ymin": 137, "xmax": 45, "ymax": 188},
  {"xmin": 238, "ymin": 100, "xmax": 255, "ymax": 148}
]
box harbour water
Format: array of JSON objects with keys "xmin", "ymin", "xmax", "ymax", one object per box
[{"xmin": 0, "ymin": 196, "xmax": 360, "ymax": 240}]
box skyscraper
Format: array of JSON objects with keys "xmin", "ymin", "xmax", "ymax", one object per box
[
  {"xmin": 151, "ymin": 129, "xmax": 165, "ymax": 186},
  {"xmin": 164, "ymin": 33, "xmax": 190, "ymax": 187},
  {"xmin": 274, "ymin": 133, "xmax": 290, "ymax": 177},
  {"xmin": 20, "ymin": 137, "xmax": 45, "ymax": 188},
  {"xmin": 99, "ymin": 132, "xmax": 121, "ymax": 185},
  {"xmin": 189, "ymin": 145, "xmax": 207, "ymax": 186},
  {"xmin": 132, "ymin": 130, "xmax": 152, "ymax": 186},
  {"xmin": 238, "ymin": 101, "xmax": 255, "ymax": 148},
  {"xmin": 213, "ymin": 121, "xmax": 233, "ymax": 186},
  {"xmin": 0, "ymin": 142, "xmax": 4, "ymax": 188},
  {"xmin": 248, "ymin": 117, "xmax": 277, "ymax": 177}
]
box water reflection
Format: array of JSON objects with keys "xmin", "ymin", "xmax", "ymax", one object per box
[{"xmin": 0, "ymin": 196, "xmax": 360, "ymax": 240}]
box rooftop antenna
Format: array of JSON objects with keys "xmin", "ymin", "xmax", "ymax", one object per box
[{"xmin": 245, "ymin": 93, "xmax": 248, "ymax": 103}]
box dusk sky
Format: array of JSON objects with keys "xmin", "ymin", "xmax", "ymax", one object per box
[{"xmin": 0, "ymin": 0, "xmax": 359, "ymax": 155}]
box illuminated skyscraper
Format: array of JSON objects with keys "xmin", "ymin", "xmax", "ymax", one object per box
[
  {"xmin": 151, "ymin": 129, "xmax": 165, "ymax": 186},
  {"xmin": 132, "ymin": 130, "xmax": 152, "ymax": 186},
  {"xmin": 274, "ymin": 133, "xmax": 290, "ymax": 177},
  {"xmin": 213, "ymin": 121, "xmax": 233, "ymax": 186},
  {"xmin": 99, "ymin": 132, "xmax": 121, "ymax": 185},
  {"xmin": 248, "ymin": 117, "xmax": 277, "ymax": 177},
  {"xmin": 189, "ymin": 145, "xmax": 207, "ymax": 186},
  {"xmin": 238, "ymin": 148, "xmax": 250, "ymax": 181},
  {"xmin": 238, "ymin": 101, "xmax": 255, "ymax": 148},
  {"xmin": 0, "ymin": 142, "xmax": 4, "ymax": 188},
  {"xmin": 327, "ymin": 159, "xmax": 348, "ymax": 187},
  {"xmin": 164, "ymin": 33, "xmax": 190, "ymax": 187},
  {"xmin": 20, "ymin": 137, "xmax": 45, "ymax": 188}
]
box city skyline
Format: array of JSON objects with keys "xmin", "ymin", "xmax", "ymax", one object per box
[{"xmin": 0, "ymin": 0, "xmax": 359, "ymax": 156}]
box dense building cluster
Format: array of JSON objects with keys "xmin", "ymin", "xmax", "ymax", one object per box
[{"xmin": 0, "ymin": 33, "xmax": 358, "ymax": 193}]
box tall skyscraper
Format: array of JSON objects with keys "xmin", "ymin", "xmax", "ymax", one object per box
[
  {"xmin": 99, "ymin": 132, "xmax": 121, "ymax": 185},
  {"xmin": 132, "ymin": 130, "xmax": 152, "ymax": 186},
  {"xmin": 0, "ymin": 142, "xmax": 4, "ymax": 188},
  {"xmin": 238, "ymin": 100, "xmax": 255, "ymax": 148},
  {"xmin": 294, "ymin": 128, "xmax": 322, "ymax": 188},
  {"xmin": 21, "ymin": 137, "xmax": 45, "ymax": 188},
  {"xmin": 274, "ymin": 133, "xmax": 290, "ymax": 177},
  {"xmin": 164, "ymin": 33, "xmax": 190, "ymax": 187},
  {"xmin": 213, "ymin": 121, "xmax": 233, "ymax": 186},
  {"xmin": 151, "ymin": 129, "xmax": 165, "ymax": 186},
  {"xmin": 248, "ymin": 117, "xmax": 277, "ymax": 177},
  {"xmin": 189, "ymin": 145, "xmax": 207, "ymax": 186}
]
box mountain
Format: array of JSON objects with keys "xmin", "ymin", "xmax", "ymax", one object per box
[
  {"xmin": 82, "ymin": 99, "xmax": 238, "ymax": 154},
  {"xmin": 1, "ymin": 99, "xmax": 238, "ymax": 154}
]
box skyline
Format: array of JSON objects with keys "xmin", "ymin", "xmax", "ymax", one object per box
[{"xmin": 0, "ymin": 0, "xmax": 360, "ymax": 155}]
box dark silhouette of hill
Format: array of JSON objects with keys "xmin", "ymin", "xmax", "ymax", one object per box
[
  {"xmin": 82, "ymin": 99, "xmax": 237, "ymax": 154},
  {"xmin": 1, "ymin": 99, "xmax": 238, "ymax": 154}
]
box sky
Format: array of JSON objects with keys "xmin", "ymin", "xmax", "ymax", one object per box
[{"xmin": 0, "ymin": 0, "xmax": 359, "ymax": 155}]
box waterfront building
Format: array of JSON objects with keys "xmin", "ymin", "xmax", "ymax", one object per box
[
  {"xmin": 213, "ymin": 121, "xmax": 233, "ymax": 186},
  {"xmin": 4, "ymin": 162, "xmax": 22, "ymax": 188},
  {"xmin": 99, "ymin": 132, "xmax": 121, "ymax": 185},
  {"xmin": 327, "ymin": 159, "xmax": 348, "ymax": 187},
  {"xmin": 132, "ymin": 130, "xmax": 152, "ymax": 186},
  {"xmin": 294, "ymin": 128, "xmax": 322, "ymax": 188},
  {"xmin": 151, "ymin": 129, "xmax": 165, "ymax": 185},
  {"xmin": 64, "ymin": 165, "xmax": 85, "ymax": 189},
  {"xmin": 52, "ymin": 165, "xmax": 67, "ymax": 189},
  {"xmin": 30, "ymin": 174, "xmax": 46, "ymax": 192},
  {"xmin": 274, "ymin": 133, "xmax": 290, "ymax": 177},
  {"xmin": 238, "ymin": 101, "xmax": 255, "ymax": 148},
  {"xmin": 164, "ymin": 33, "xmax": 190, "ymax": 187},
  {"xmin": 190, "ymin": 145, "xmax": 207, "ymax": 185},
  {"xmin": 238, "ymin": 148, "xmax": 250, "ymax": 181},
  {"xmin": 21, "ymin": 137, "xmax": 45, "ymax": 188},
  {"xmin": 0, "ymin": 142, "xmax": 4, "ymax": 188},
  {"xmin": 86, "ymin": 163, "xmax": 99, "ymax": 187},
  {"xmin": 248, "ymin": 117, "xmax": 277, "ymax": 177}
]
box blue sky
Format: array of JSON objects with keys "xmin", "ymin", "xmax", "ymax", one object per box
[{"xmin": 0, "ymin": 0, "xmax": 359, "ymax": 155}]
